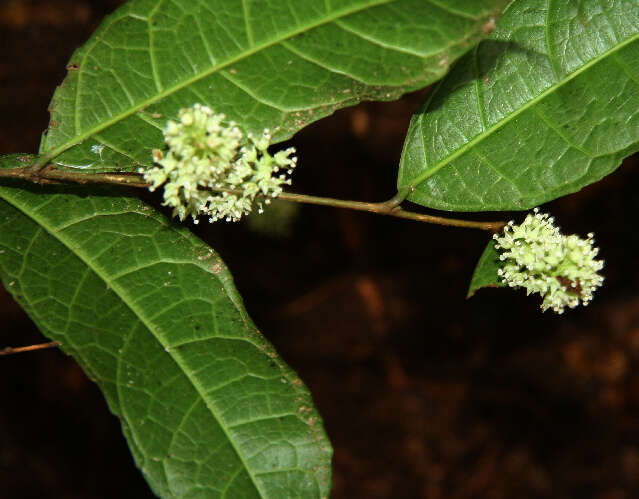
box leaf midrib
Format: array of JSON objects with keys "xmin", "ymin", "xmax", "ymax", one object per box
[
  {"xmin": 401, "ymin": 30, "xmax": 639, "ymax": 190},
  {"xmin": 42, "ymin": 0, "xmax": 400, "ymax": 165},
  {"xmin": 0, "ymin": 190, "xmax": 268, "ymax": 497}
]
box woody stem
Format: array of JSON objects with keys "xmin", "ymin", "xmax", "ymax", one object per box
[{"xmin": 0, "ymin": 165, "xmax": 506, "ymax": 232}]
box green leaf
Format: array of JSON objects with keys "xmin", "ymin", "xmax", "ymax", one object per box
[
  {"xmin": 398, "ymin": 0, "xmax": 639, "ymax": 211},
  {"xmin": 467, "ymin": 239, "xmax": 503, "ymax": 298},
  {"xmin": 38, "ymin": 0, "xmax": 505, "ymax": 172},
  {"xmin": 0, "ymin": 155, "xmax": 331, "ymax": 498}
]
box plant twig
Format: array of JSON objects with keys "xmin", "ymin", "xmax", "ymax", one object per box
[
  {"xmin": 0, "ymin": 341, "xmax": 60, "ymax": 356},
  {"xmin": 0, "ymin": 165, "xmax": 149, "ymax": 187},
  {"xmin": 0, "ymin": 165, "xmax": 507, "ymax": 232},
  {"xmin": 276, "ymin": 191, "xmax": 506, "ymax": 232}
]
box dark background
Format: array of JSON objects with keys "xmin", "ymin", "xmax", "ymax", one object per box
[{"xmin": 1, "ymin": 1, "xmax": 639, "ymax": 498}]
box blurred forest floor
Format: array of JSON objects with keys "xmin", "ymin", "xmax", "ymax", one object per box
[{"xmin": 1, "ymin": 1, "xmax": 639, "ymax": 498}]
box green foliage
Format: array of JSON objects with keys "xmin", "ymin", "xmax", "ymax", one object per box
[
  {"xmin": 0, "ymin": 162, "xmax": 331, "ymax": 498},
  {"xmin": 467, "ymin": 241, "xmax": 503, "ymax": 299},
  {"xmin": 398, "ymin": 0, "xmax": 639, "ymax": 211},
  {"xmin": 2, "ymin": 0, "xmax": 639, "ymax": 497},
  {"xmin": 38, "ymin": 0, "xmax": 503, "ymax": 173},
  {"xmin": 0, "ymin": 1, "xmax": 506, "ymax": 497}
]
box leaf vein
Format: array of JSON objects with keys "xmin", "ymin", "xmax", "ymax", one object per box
[
  {"xmin": 147, "ymin": 0, "xmax": 165, "ymax": 92},
  {"xmin": 424, "ymin": 0, "xmax": 481, "ymax": 20},
  {"xmin": 241, "ymin": 0, "xmax": 254, "ymax": 47},
  {"xmin": 0, "ymin": 192, "xmax": 268, "ymax": 495},
  {"xmin": 227, "ymin": 413, "xmax": 300, "ymax": 430},
  {"xmin": 532, "ymin": 105, "xmax": 593, "ymax": 158},
  {"xmin": 43, "ymin": 0, "xmax": 395, "ymax": 164},
  {"xmin": 402, "ymin": 31, "xmax": 639, "ymax": 189},
  {"xmin": 281, "ymin": 40, "xmax": 370, "ymax": 85},
  {"xmin": 334, "ymin": 19, "xmax": 427, "ymax": 58}
]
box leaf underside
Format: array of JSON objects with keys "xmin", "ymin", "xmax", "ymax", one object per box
[
  {"xmin": 0, "ymin": 160, "xmax": 331, "ymax": 498},
  {"xmin": 39, "ymin": 0, "xmax": 504, "ymax": 173},
  {"xmin": 398, "ymin": 0, "xmax": 639, "ymax": 211},
  {"xmin": 467, "ymin": 239, "xmax": 503, "ymax": 298}
]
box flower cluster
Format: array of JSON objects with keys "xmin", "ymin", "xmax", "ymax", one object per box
[
  {"xmin": 142, "ymin": 103, "xmax": 296, "ymax": 223},
  {"xmin": 494, "ymin": 209, "xmax": 604, "ymax": 314}
]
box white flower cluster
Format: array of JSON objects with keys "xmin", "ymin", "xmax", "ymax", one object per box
[
  {"xmin": 494, "ymin": 209, "xmax": 604, "ymax": 314},
  {"xmin": 142, "ymin": 103, "xmax": 297, "ymax": 223}
]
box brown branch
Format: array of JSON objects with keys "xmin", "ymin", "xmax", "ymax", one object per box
[
  {"xmin": 0, "ymin": 341, "xmax": 60, "ymax": 356},
  {"xmin": 0, "ymin": 164, "xmax": 507, "ymax": 232},
  {"xmin": 0, "ymin": 165, "xmax": 149, "ymax": 187}
]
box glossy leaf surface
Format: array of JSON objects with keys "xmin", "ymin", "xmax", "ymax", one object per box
[
  {"xmin": 0, "ymin": 155, "xmax": 331, "ymax": 498},
  {"xmin": 38, "ymin": 0, "xmax": 504, "ymax": 172},
  {"xmin": 398, "ymin": 0, "xmax": 639, "ymax": 211}
]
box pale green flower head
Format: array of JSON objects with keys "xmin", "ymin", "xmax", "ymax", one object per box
[
  {"xmin": 493, "ymin": 209, "xmax": 604, "ymax": 314},
  {"xmin": 142, "ymin": 103, "xmax": 296, "ymax": 223}
]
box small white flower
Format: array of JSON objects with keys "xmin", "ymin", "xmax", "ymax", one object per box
[
  {"xmin": 142, "ymin": 104, "xmax": 296, "ymax": 223},
  {"xmin": 494, "ymin": 209, "xmax": 604, "ymax": 314},
  {"xmin": 90, "ymin": 144, "xmax": 105, "ymax": 159}
]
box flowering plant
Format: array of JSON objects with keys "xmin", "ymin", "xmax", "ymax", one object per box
[
  {"xmin": 143, "ymin": 104, "xmax": 296, "ymax": 223},
  {"xmin": 494, "ymin": 209, "xmax": 604, "ymax": 313},
  {"xmin": 1, "ymin": 1, "xmax": 638, "ymax": 497}
]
